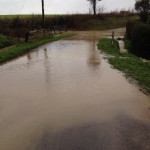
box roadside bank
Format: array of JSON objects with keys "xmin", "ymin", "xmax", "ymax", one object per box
[
  {"xmin": 98, "ymin": 38, "xmax": 150, "ymax": 94},
  {"xmin": 0, "ymin": 33, "xmax": 76, "ymax": 64}
]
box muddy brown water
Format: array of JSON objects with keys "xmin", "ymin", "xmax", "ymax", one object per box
[{"xmin": 0, "ymin": 29, "xmax": 150, "ymax": 150}]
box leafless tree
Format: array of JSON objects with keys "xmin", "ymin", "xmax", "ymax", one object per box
[
  {"xmin": 87, "ymin": 0, "xmax": 102, "ymax": 16},
  {"xmin": 97, "ymin": 5, "xmax": 105, "ymax": 14}
]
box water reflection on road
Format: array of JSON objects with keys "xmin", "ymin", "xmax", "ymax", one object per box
[{"xmin": 0, "ymin": 33, "xmax": 150, "ymax": 150}]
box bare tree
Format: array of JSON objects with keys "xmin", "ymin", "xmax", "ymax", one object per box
[
  {"xmin": 97, "ymin": 5, "xmax": 105, "ymax": 14},
  {"xmin": 87, "ymin": 0, "xmax": 102, "ymax": 16}
]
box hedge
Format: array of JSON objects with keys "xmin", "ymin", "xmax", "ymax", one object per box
[{"xmin": 126, "ymin": 21, "xmax": 150, "ymax": 59}]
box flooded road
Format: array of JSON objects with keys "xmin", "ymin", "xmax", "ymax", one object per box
[{"xmin": 0, "ymin": 30, "xmax": 150, "ymax": 150}]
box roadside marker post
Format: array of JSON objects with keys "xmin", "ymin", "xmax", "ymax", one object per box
[
  {"xmin": 41, "ymin": 0, "xmax": 45, "ymax": 35},
  {"xmin": 111, "ymin": 31, "xmax": 115, "ymax": 46}
]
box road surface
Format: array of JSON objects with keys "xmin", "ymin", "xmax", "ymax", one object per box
[{"xmin": 0, "ymin": 29, "xmax": 150, "ymax": 150}]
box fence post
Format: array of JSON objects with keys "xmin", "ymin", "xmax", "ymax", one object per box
[
  {"xmin": 25, "ymin": 32, "xmax": 30, "ymax": 42},
  {"xmin": 54, "ymin": 27, "xmax": 56, "ymax": 34},
  {"xmin": 111, "ymin": 31, "xmax": 115, "ymax": 46}
]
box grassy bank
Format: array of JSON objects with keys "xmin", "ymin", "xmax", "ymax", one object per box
[
  {"xmin": 0, "ymin": 34, "xmax": 14, "ymax": 49},
  {"xmin": 98, "ymin": 38, "xmax": 150, "ymax": 94},
  {"xmin": 0, "ymin": 33, "xmax": 75, "ymax": 64}
]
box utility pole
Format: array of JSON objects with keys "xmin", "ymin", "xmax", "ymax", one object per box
[{"xmin": 41, "ymin": 0, "xmax": 45, "ymax": 31}]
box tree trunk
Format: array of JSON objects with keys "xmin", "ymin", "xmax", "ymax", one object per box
[
  {"xmin": 94, "ymin": 5, "xmax": 96, "ymax": 15},
  {"xmin": 93, "ymin": 0, "xmax": 96, "ymax": 16}
]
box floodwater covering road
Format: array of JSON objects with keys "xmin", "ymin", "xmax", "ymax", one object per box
[{"xmin": 0, "ymin": 29, "xmax": 150, "ymax": 150}]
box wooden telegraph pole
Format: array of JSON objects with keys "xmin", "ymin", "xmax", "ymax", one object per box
[{"xmin": 41, "ymin": 0, "xmax": 45, "ymax": 33}]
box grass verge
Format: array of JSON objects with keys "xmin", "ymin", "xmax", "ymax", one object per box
[
  {"xmin": 0, "ymin": 33, "xmax": 76, "ymax": 64},
  {"xmin": 98, "ymin": 38, "xmax": 150, "ymax": 94}
]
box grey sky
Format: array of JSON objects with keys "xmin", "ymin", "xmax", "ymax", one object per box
[{"xmin": 0, "ymin": 0, "xmax": 135, "ymax": 15}]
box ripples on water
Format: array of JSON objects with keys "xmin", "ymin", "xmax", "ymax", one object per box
[{"xmin": 0, "ymin": 40, "xmax": 150, "ymax": 150}]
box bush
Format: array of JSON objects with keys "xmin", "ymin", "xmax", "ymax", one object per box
[{"xmin": 126, "ymin": 21, "xmax": 150, "ymax": 59}]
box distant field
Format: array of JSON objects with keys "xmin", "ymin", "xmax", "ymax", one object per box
[
  {"xmin": 0, "ymin": 14, "xmax": 62, "ymax": 19},
  {"xmin": 0, "ymin": 15, "xmax": 32, "ymax": 19},
  {"xmin": 82, "ymin": 16, "xmax": 139, "ymax": 30},
  {"xmin": 0, "ymin": 14, "xmax": 139, "ymax": 38},
  {"xmin": 0, "ymin": 14, "xmax": 139, "ymax": 30}
]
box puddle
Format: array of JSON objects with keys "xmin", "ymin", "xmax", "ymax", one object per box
[{"xmin": 0, "ymin": 30, "xmax": 150, "ymax": 150}]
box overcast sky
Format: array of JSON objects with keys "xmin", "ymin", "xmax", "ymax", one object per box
[{"xmin": 0, "ymin": 0, "xmax": 135, "ymax": 15}]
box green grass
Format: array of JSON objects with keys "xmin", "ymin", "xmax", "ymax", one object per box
[
  {"xmin": 0, "ymin": 34, "xmax": 14, "ymax": 49},
  {"xmin": 0, "ymin": 33, "xmax": 76, "ymax": 64},
  {"xmin": 98, "ymin": 38, "xmax": 150, "ymax": 93}
]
